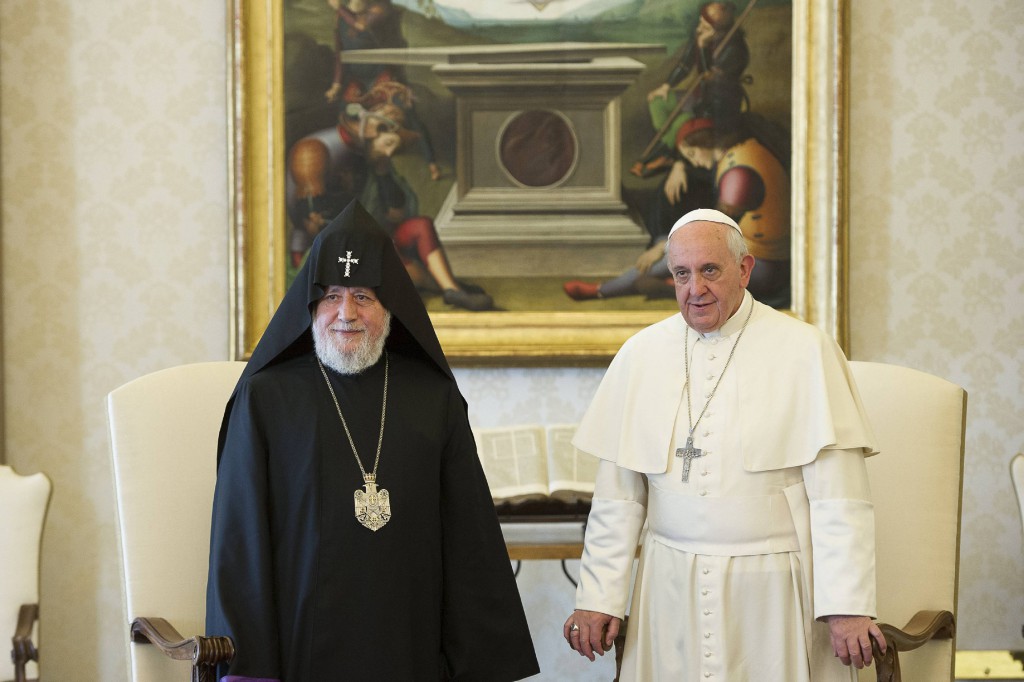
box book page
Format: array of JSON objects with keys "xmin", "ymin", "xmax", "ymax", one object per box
[
  {"xmin": 545, "ymin": 423, "xmax": 599, "ymax": 502},
  {"xmin": 474, "ymin": 425, "xmax": 550, "ymax": 502}
]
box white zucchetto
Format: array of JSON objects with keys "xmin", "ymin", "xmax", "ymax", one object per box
[{"xmin": 667, "ymin": 208, "xmax": 742, "ymax": 240}]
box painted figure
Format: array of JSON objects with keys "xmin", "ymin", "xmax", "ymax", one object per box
[
  {"xmin": 634, "ymin": 1, "xmax": 751, "ymax": 178},
  {"xmin": 325, "ymin": 0, "xmax": 441, "ymax": 180},
  {"xmin": 566, "ymin": 112, "xmax": 789, "ymax": 307},
  {"xmin": 288, "ymin": 102, "xmax": 494, "ymax": 311}
]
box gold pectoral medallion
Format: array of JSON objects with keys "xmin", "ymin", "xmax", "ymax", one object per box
[
  {"xmin": 319, "ymin": 355, "xmax": 392, "ymax": 533},
  {"xmin": 354, "ymin": 475, "xmax": 391, "ymax": 531}
]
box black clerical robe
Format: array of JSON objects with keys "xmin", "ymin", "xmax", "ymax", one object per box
[{"xmin": 207, "ymin": 350, "xmax": 539, "ymax": 681}]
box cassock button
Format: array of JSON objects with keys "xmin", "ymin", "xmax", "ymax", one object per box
[
  {"xmin": 703, "ymin": 430, "xmax": 711, "ymax": 437},
  {"xmin": 703, "ymin": 568, "xmax": 711, "ymax": 575},
  {"xmin": 704, "ymin": 651, "xmax": 712, "ymax": 658},
  {"xmin": 704, "ymin": 672, "xmax": 713, "ymax": 678},
  {"xmin": 700, "ymin": 470, "xmax": 709, "ymax": 477},
  {"xmin": 704, "ymin": 632, "xmax": 712, "ymax": 638},
  {"xmin": 706, "ymin": 373, "xmax": 715, "ymax": 381},
  {"xmin": 708, "ymin": 353, "xmax": 717, "ymax": 360},
  {"xmin": 701, "ymin": 589, "xmax": 710, "ymax": 596},
  {"xmin": 703, "ymin": 609, "xmax": 712, "ymax": 616},
  {"xmin": 699, "ymin": 490, "xmax": 708, "ymax": 496}
]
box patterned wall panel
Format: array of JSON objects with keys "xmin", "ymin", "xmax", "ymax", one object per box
[
  {"xmin": 848, "ymin": 0, "xmax": 1024, "ymax": 651},
  {"xmin": 1, "ymin": 2, "xmax": 230, "ymax": 679}
]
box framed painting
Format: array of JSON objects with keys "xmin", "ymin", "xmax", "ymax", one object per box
[{"xmin": 229, "ymin": 0, "xmax": 850, "ymax": 365}]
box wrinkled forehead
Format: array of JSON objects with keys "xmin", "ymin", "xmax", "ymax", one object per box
[
  {"xmin": 320, "ymin": 283, "xmax": 378, "ymax": 297},
  {"xmin": 668, "ymin": 222, "xmax": 735, "ymax": 262}
]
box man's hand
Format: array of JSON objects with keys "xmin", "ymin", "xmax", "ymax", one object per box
[
  {"xmin": 563, "ymin": 609, "xmax": 621, "ymax": 662},
  {"xmin": 647, "ymin": 83, "xmax": 670, "ymax": 102},
  {"xmin": 663, "ymin": 161, "xmax": 688, "ymax": 204},
  {"xmin": 635, "ymin": 241, "xmax": 666, "ymax": 274},
  {"xmin": 827, "ymin": 614, "xmax": 886, "ymax": 669}
]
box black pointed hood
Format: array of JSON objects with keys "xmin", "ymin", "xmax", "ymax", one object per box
[{"xmin": 219, "ymin": 200, "xmax": 456, "ymax": 463}]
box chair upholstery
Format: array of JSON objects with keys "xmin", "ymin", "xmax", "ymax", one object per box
[
  {"xmin": 1012, "ymin": 454, "xmax": 1024, "ymax": 542},
  {"xmin": 1012, "ymin": 453, "xmax": 1024, "ymax": 641},
  {"xmin": 851, "ymin": 361, "xmax": 967, "ymax": 682},
  {"xmin": 107, "ymin": 361, "xmax": 245, "ymax": 682},
  {"xmin": 0, "ymin": 465, "xmax": 52, "ymax": 682}
]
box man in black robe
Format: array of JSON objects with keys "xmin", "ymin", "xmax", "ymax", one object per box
[{"xmin": 206, "ymin": 200, "xmax": 540, "ymax": 681}]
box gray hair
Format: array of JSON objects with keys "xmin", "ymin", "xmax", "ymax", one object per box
[
  {"xmin": 312, "ymin": 309, "xmax": 392, "ymax": 375},
  {"xmin": 724, "ymin": 225, "xmax": 749, "ymax": 263}
]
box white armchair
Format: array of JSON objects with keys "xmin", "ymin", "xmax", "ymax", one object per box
[
  {"xmin": 850, "ymin": 361, "xmax": 967, "ymax": 682},
  {"xmin": 0, "ymin": 465, "xmax": 52, "ymax": 682},
  {"xmin": 107, "ymin": 361, "xmax": 246, "ymax": 682},
  {"xmin": 1012, "ymin": 454, "xmax": 1024, "ymax": 543},
  {"xmin": 1012, "ymin": 453, "xmax": 1024, "ymax": 642}
]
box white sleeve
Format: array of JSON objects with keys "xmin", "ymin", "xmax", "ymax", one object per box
[
  {"xmin": 803, "ymin": 447, "xmax": 877, "ymax": 619},
  {"xmin": 574, "ymin": 459, "xmax": 648, "ymax": 618}
]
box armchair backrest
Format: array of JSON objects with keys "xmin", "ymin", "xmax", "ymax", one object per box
[
  {"xmin": 850, "ymin": 361, "xmax": 967, "ymax": 682},
  {"xmin": 107, "ymin": 361, "xmax": 245, "ymax": 681},
  {"xmin": 0, "ymin": 466, "xmax": 51, "ymax": 682},
  {"xmin": 1012, "ymin": 453, "xmax": 1024, "ymax": 541}
]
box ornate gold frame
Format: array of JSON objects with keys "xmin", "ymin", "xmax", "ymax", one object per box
[{"xmin": 228, "ymin": 0, "xmax": 850, "ymax": 365}]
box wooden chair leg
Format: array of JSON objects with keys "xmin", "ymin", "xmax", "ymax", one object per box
[
  {"xmin": 612, "ymin": 615, "xmax": 628, "ymax": 682},
  {"xmin": 12, "ymin": 603, "xmax": 39, "ymax": 682}
]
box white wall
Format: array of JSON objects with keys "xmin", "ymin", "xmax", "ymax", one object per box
[{"xmin": 1, "ymin": 1, "xmax": 1021, "ymax": 679}]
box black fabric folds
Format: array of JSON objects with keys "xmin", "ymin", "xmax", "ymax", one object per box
[
  {"xmin": 218, "ymin": 200, "xmax": 454, "ymax": 464},
  {"xmin": 206, "ymin": 201, "xmax": 539, "ymax": 681}
]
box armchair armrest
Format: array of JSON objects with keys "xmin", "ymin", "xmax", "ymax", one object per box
[
  {"xmin": 130, "ymin": 616, "xmax": 234, "ymax": 682},
  {"xmin": 872, "ymin": 609, "xmax": 955, "ymax": 682},
  {"xmin": 11, "ymin": 603, "xmax": 39, "ymax": 682}
]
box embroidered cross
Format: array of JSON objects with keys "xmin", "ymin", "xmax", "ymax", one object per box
[
  {"xmin": 675, "ymin": 436, "xmax": 704, "ymax": 483},
  {"xmin": 338, "ymin": 251, "xmax": 359, "ymax": 277}
]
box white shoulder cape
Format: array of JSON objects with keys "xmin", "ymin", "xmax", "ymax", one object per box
[{"xmin": 574, "ymin": 295, "xmax": 878, "ymax": 473}]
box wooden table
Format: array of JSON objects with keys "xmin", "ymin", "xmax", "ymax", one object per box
[{"xmin": 507, "ymin": 542, "xmax": 584, "ymax": 562}]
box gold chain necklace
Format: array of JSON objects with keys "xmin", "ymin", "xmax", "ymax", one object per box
[
  {"xmin": 317, "ymin": 353, "xmax": 392, "ymax": 531},
  {"xmin": 676, "ymin": 302, "xmax": 753, "ymax": 482}
]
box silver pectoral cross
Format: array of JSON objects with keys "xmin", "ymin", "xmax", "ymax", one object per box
[{"xmin": 675, "ymin": 436, "xmax": 704, "ymax": 482}]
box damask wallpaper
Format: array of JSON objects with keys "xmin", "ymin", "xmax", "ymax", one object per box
[
  {"xmin": 1, "ymin": 1, "xmax": 1021, "ymax": 680},
  {"xmin": 848, "ymin": 0, "xmax": 1024, "ymax": 663}
]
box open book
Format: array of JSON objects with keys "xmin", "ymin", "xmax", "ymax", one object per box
[{"xmin": 474, "ymin": 423, "xmax": 599, "ymax": 505}]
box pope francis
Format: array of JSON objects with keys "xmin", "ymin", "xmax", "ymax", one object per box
[{"xmin": 563, "ymin": 208, "xmax": 886, "ymax": 681}]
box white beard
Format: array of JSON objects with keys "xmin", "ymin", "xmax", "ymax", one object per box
[{"xmin": 312, "ymin": 311, "xmax": 391, "ymax": 375}]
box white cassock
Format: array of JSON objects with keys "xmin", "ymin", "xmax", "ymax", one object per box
[{"xmin": 574, "ymin": 291, "xmax": 878, "ymax": 682}]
